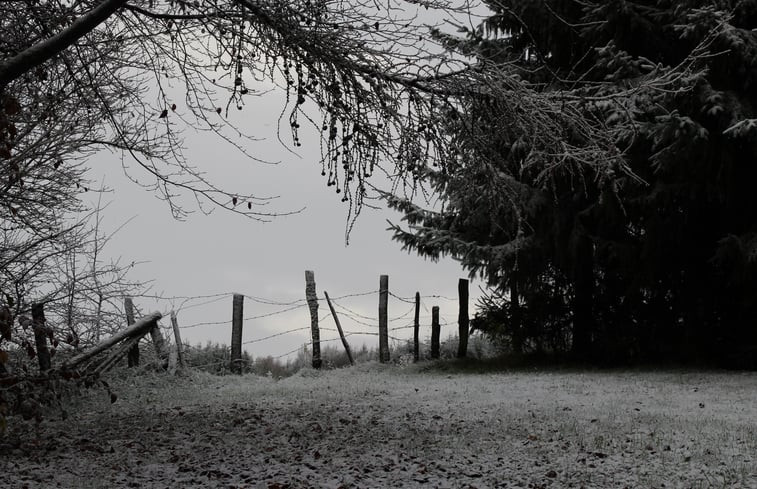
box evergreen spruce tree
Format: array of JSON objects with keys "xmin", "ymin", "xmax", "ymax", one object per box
[{"xmin": 388, "ymin": 1, "xmax": 757, "ymax": 366}]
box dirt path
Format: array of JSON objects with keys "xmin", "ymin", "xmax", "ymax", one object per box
[{"xmin": 2, "ymin": 364, "xmax": 756, "ymax": 488}]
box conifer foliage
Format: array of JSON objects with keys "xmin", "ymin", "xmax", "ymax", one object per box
[{"xmin": 388, "ymin": 1, "xmax": 757, "ymax": 366}]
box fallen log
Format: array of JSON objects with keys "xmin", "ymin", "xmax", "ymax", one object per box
[
  {"xmin": 61, "ymin": 312, "xmax": 161, "ymax": 371},
  {"xmin": 90, "ymin": 333, "xmax": 145, "ymax": 376}
]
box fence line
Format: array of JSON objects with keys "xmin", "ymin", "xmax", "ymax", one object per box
[{"xmin": 119, "ymin": 273, "xmax": 470, "ymax": 367}]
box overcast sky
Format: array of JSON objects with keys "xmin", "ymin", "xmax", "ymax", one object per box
[{"xmin": 89, "ymin": 84, "xmax": 485, "ymax": 362}]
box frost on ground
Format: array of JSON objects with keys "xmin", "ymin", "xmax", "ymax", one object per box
[{"xmin": 1, "ymin": 363, "xmax": 756, "ymax": 488}]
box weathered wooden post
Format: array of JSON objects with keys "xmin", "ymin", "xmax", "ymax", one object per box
[
  {"xmin": 125, "ymin": 297, "xmax": 139, "ymax": 367},
  {"xmin": 31, "ymin": 303, "xmax": 51, "ymax": 372},
  {"xmin": 378, "ymin": 274, "xmax": 390, "ymax": 363},
  {"xmin": 413, "ymin": 292, "xmax": 420, "ymax": 363},
  {"xmin": 230, "ymin": 293, "xmax": 244, "ymax": 374},
  {"xmin": 149, "ymin": 320, "xmax": 167, "ymax": 368},
  {"xmin": 305, "ymin": 271, "xmax": 322, "ymax": 369},
  {"xmin": 431, "ymin": 306, "xmax": 440, "ymax": 360},
  {"xmin": 171, "ymin": 312, "xmax": 185, "ymax": 369},
  {"xmin": 324, "ymin": 291, "xmax": 354, "ymax": 366},
  {"xmin": 457, "ymin": 278, "xmax": 470, "ymax": 359}
]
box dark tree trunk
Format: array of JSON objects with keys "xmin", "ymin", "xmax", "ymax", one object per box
[
  {"xmin": 571, "ymin": 235, "xmax": 594, "ymax": 359},
  {"xmin": 510, "ymin": 271, "xmax": 523, "ymax": 354}
]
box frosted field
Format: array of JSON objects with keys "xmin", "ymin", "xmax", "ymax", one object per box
[{"xmin": 2, "ymin": 364, "xmax": 756, "ymax": 488}]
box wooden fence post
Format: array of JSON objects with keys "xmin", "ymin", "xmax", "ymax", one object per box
[
  {"xmin": 324, "ymin": 291, "xmax": 354, "ymax": 366},
  {"xmin": 125, "ymin": 297, "xmax": 139, "ymax": 367},
  {"xmin": 305, "ymin": 271, "xmax": 322, "ymax": 369},
  {"xmin": 457, "ymin": 278, "xmax": 469, "ymax": 359},
  {"xmin": 32, "ymin": 303, "xmax": 51, "ymax": 372},
  {"xmin": 171, "ymin": 312, "xmax": 185, "ymax": 369},
  {"xmin": 431, "ymin": 306, "xmax": 440, "ymax": 360},
  {"xmin": 378, "ymin": 274, "xmax": 389, "ymax": 363},
  {"xmin": 149, "ymin": 320, "xmax": 167, "ymax": 368},
  {"xmin": 413, "ymin": 292, "xmax": 420, "ymax": 363},
  {"xmin": 230, "ymin": 293, "xmax": 244, "ymax": 374}
]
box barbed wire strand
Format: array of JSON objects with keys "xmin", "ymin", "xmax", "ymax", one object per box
[
  {"xmin": 178, "ymin": 303, "xmax": 309, "ymax": 329},
  {"xmin": 242, "ymin": 295, "xmax": 307, "ymax": 307},
  {"xmin": 388, "ymin": 291, "xmax": 458, "ymax": 303},
  {"xmin": 316, "ymin": 290, "xmax": 378, "ymax": 301},
  {"xmin": 176, "ymin": 293, "xmax": 233, "ymax": 312},
  {"xmin": 242, "ymin": 326, "xmax": 312, "ymax": 345}
]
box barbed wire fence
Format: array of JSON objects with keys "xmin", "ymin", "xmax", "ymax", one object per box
[{"xmin": 122, "ymin": 273, "xmax": 472, "ymax": 372}]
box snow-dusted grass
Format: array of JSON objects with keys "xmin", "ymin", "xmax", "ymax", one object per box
[{"xmin": 2, "ymin": 363, "xmax": 755, "ymax": 488}]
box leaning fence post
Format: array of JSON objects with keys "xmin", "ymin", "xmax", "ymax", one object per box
[
  {"xmin": 125, "ymin": 297, "xmax": 139, "ymax": 367},
  {"xmin": 324, "ymin": 291, "xmax": 354, "ymax": 366},
  {"xmin": 171, "ymin": 311, "xmax": 185, "ymax": 369},
  {"xmin": 431, "ymin": 306, "xmax": 440, "ymax": 360},
  {"xmin": 305, "ymin": 271, "xmax": 322, "ymax": 369},
  {"xmin": 378, "ymin": 274, "xmax": 390, "ymax": 363},
  {"xmin": 457, "ymin": 278, "xmax": 469, "ymax": 359},
  {"xmin": 413, "ymin": 292, "xmax": 420, "ymax": 363},
  {"xmin": 32, "ymin": 303, "xmax": 51, "ymax": 372},
  {"xmin": 230, "ymin": 293, "xmax": 244, "ymax": 374}
]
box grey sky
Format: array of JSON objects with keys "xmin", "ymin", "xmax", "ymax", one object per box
[{"xmin": 90, "ymin": 87, "xmax": 484, "ymax": 361}]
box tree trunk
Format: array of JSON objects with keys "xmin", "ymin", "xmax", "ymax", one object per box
[
  {"xmin": 572, "ymin": 234, "xmax": 594, "ymax": 359},
  {"xmin": 510, "ymin": 271, "xmax": 523, "ymax": 354}
]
